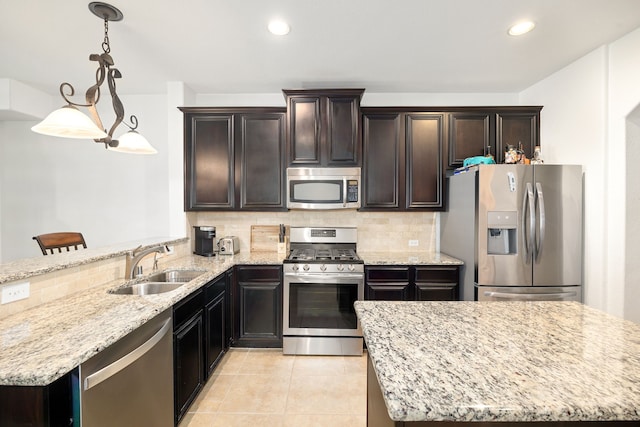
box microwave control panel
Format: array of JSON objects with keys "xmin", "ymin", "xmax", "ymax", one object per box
[{"xmin": 347, "ymin": 180, "xmax": 359, "ymax": 202}]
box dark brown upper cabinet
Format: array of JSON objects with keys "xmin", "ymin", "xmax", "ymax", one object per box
[
  {"xmin": 362, "ymin": 112, "xmax": 402, "ymax": 209},
  {"xmin": 447, "ymin": 107, "xmax": 542, "ymax": 168},
  {"xmin": 236, "ymin": 112, "xmax": 286, "ymax": 210},
  {"xmin": 496, "ymin": 109, "xmax": 541, "ymax": 163},
  {"xmin": 183, "ymin": 112, "xmax": 234, "ymax": 210},
  {"xmin": 448, "ymin": 112, "xmax": 492, "ymax": 168},
  {"xmin": 405, "ymin": 113, "xmax": 446, "ymax": 209},
  {"xmin": 361, "ymin": 109, "xmax": 446, "ymax": 210},
  {"xmin": 181, "ymin": 107, "xmax": 286, "ymax": 211},
  {"xmin": 283, "ymin": 89, "xmax": 364, "ymax": 167}
]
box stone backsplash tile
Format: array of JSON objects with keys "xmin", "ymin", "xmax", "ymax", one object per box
[
  {"xmin": 188, "ymin": 211, "xmax": 438, "ymax": 253},
  {"xmin": 0, "ymin": 241, "xmax": 191, "ymax": 319}
]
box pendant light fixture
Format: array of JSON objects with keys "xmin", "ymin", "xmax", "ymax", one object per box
[{"xmin": 32, "ymin": 2, "xmax": 157, "ymax": 154}]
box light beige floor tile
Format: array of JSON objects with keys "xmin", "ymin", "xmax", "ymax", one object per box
[
  {"xmin": 292, "ymin": 355, "xmax": 348, "ymax": 376},
  {"xmin": 242, "ymin": 349, "xmax": 295, "ymax": 375},
  {"xmin": 286, "ymin": 374, "xmax": 367, "ymax": 415},
  {"xmin": 342, "ymin": 353, "xmax": 368, "ymax": 375},
  {"xmin": 189, "ymin": 374, "xmax": 235, "ymax": 412},
  {"xmin": 179, "ymin": 412, "xmax": 215, "ymax": 427},
  {"xmin": 180, "ymin": 413, "xmax": 287, "ymax": 427},
  {"xmin": 207, "ymin": 413, "xmax": 285, "ymax": 427},
  {"xmin": 215, "ymin": 349, "xmax": 249, "ymax": 375},
  {"xmin": 217, "ymin": 374, "xmax": 291, "ymax": 413},
  {"xmin": 283, "ymin": 414, "xmax": 366, "ymax": 427},
  {"xmin": 183, "ymin": 350, "xmax": 368, "ymax": 426}
]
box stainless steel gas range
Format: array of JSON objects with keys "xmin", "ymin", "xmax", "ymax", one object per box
[{"xmin": 282, "ymin": 227, "xmax": 364, "ymax": 356}]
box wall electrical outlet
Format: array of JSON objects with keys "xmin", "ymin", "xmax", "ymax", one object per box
[
  {"xmin": 408, "ymin": 239, "xmax": 419, "ymax": 247},
  {"xmin": 1, "ymin": 282, "xmax": 30, "ymax": 304}
]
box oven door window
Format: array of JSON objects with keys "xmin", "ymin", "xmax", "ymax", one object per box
[
  {"xmin": 289, "ymin": 282, "xmax": 358, "ymax": 330},
  {"xmin": 290, "ymin": 180, "xmax": 343, "ymax": 204}
]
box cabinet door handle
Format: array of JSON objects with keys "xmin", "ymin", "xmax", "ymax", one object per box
[{"xmin": 84, "ymin": 318, "xmax": 171, "ymax": 391}]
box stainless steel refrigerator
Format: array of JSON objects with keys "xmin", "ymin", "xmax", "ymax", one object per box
[{"xmin": 440, "ymin": 164, "xmax": 583, "ymax": 301}]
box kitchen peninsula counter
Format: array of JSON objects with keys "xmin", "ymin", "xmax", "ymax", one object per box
[
  {"xmin": 0, "ymin": 251, "xmax": 283, "ymax": 387},
  {"xmin": 355, "ymin": 301, "xmax": 640, "ymax": 426}
]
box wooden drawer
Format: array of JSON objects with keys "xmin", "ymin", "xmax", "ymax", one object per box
[
  {"xmin": 174, "ymin": 288, "xmax": 205, "ymax": 328},
  {"xmin": 365, "ymin": 266, "xmax": 410, "ymax": 282}
]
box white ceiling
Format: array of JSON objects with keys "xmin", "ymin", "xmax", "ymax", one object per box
[{"xmin": 1, "ymin": 0, "xmax": 640, "ymax": 96}]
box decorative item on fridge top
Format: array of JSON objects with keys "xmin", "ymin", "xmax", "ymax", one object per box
[
  {"xmin": 531, "ymin": 146, "xmax": 544, "ymax": 164},
  {"xmin": 504, "ymin": 142, "xmax": 529, "ymax": 164}
]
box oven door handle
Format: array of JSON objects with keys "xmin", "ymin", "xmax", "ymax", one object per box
[{"xmin": 284, "ymin": 273, "xmax": 364, "ymax": 283}]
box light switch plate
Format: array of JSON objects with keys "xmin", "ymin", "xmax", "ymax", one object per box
[{"xmin": 1, "ymin": 282, "xmax": 30, "ymax": 304}]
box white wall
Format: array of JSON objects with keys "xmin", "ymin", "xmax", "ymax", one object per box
[
  {"xmin": 520, "ymin": 27, "xmax": 640, "ymax": 319},
  {"xmin": 195, "ymin": 92, "xmax": 520, "ymax": 108},
  {"xmin": 626, "ymin": 108, "xmax": 640, "ymax": 323},
  {"xmin": 610, "ymin": 27, "xmax": 640, "ymax": 323},
  {"xmin": 519, "ymin": 47, "xmax": 608, "ymax": 311},
  {"xmin": 0, "ymin": 93, "xmax": 174, "ymax": 261}
]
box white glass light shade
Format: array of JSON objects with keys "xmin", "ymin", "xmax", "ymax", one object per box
[
  {"xmin": 109, "ymin": 130, "xmax": 157, "ymax": 154},
  {"xmin": 31, "ymin": 105, "xmax": 108, "ymax": 139}
]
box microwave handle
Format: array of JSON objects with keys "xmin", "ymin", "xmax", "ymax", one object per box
[{"xmin": 343, "ymin": 179, "xmax": 347, "ymax": 207}]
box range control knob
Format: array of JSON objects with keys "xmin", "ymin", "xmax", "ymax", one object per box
[
  {"xmin": 348, "ymin": 264, "xmax": 355, "ymax": 272},
  {"xmin": 291, "ymin": 264, "xmax": 299, "ymax": 272},
  {"xmin": 320, "ymin": 264, "xmax": 327, "ymax": 272},
  {"xmin": 337, "ymin": 264, "xmax": 345, "ymax": 271},
  {"xmin": 303, "ymin": 264, "xmax": 310, "ymax": 271}
]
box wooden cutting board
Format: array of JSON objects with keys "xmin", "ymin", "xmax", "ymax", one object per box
[{"xmin": 250, "ymin": 225, "xmax": 281, "ymax": 252}]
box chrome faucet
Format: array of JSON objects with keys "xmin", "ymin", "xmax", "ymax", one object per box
[{"xmin": 125, "ymin": 245, "xmax": 167, "ymax": 279}]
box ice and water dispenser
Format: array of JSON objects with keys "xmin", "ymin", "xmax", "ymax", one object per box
[{"xmin": 487, "ymin": 211, "xmax": 517, "ymax": 255}]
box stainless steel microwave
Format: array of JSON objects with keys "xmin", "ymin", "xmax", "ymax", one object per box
[{"xmin": 286, "ymin": 167, "xmax": 361, "ymax": 209}]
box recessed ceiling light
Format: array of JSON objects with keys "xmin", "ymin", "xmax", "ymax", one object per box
[
  {"xmin": 508, "ymin": 21, "xmax": 535, "ymax": 36},
  {"xmin": 268, "ymin": 20, "xmax": 290, "ymax": 36}
]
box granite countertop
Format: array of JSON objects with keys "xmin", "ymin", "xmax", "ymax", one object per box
[
  {"xmin": 359, "ymin": 251, "xmax": 463, "ymax": 265},
  {"xmin": 355, "ymin": 301, "xmax": 640, "ymax": 423},
  {"xmin": 0, "ymin": 251, "xmax": 283, "ymax": 386},
  {"xmin": 0, "ymin": 248, "xmax": 462, "ymax": 387}
]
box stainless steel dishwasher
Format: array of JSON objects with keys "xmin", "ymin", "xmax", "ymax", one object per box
[{"xmin": 78, "ymin": 309, "xmax": 173, "ymax": 427}]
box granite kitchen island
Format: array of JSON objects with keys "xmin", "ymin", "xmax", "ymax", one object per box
[{"xmin": 354, "ymin": 301, "xmax": 640, "ymax": 426}]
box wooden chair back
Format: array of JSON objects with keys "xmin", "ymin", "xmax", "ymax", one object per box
[{"xmin": 33, "ymin": 232, "xmax": 87, "ymax": 255}]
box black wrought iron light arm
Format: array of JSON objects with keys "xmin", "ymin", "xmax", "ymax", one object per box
[{"xmin": 57, "ymin": 7, "xmax": 135, "ymax": 149}]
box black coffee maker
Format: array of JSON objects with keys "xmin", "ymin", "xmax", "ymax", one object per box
[{"xmin": 193, "ymin": 226, "xmax": 216, "ymax": 257}]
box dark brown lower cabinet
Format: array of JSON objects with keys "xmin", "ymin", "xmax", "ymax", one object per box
[
  {"xmin": 365, "ymin": 265, "xmax": 460, "ymax": 301},
  {"xmin": 364, "ymin": 266, "xmax": 411, "ymax": 300},
  {"xmin": 0, "ymin": 370, "xmax": 75, "ymax": 427},
  {"xmin": 174, "ymin": 271, "xmax": 232, "ymax": 425},
  {"xmin": 232, "ymin": 265, "xmax": 283, "ymax": 348},
  {"xmin": 173, "ymin": 289, "xmax": 205, "ymax": 425},
  {"xmin": 414, "ymin": 266, "xmax": 459, "ymax": 301},
  {"xmin": 204, "ymin": 274, "xmax": 227, "ymax": 377}
]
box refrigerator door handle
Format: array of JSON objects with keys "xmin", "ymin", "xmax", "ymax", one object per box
[
  {"xmin": 483, "ymin": 291, "xmax": 578, "ymax": 301},
  {"xmin": 522, "ymin": 182, "xmax": 535, "ymax": 263},
  {"xmin": 535, "ymin": 182, "xmax": 546, "ymax": 262}
]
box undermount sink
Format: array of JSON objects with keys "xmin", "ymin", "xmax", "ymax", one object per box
[
  {"xmin": 109, "ymin": 269, "xmax": 206, "ymax": 295},
  {"xmin": 144, "ymin": 269, "xmax": 206, "ymax": 283},
  {"xmin": 109, "ymin": 282, "xmax": 185, "ymax": 295}
]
